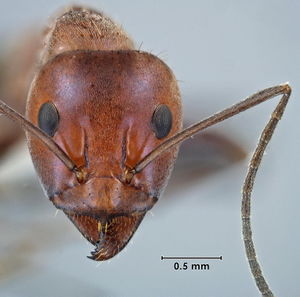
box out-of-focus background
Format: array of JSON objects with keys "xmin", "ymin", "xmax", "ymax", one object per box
[{"xmin": 0, "ymin": 1, "xmax": 299, "ymax": 297}]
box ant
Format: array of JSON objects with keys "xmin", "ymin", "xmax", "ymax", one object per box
[{"xmin": 0, "ymin": 7, "xmax": 293, "ymax": 297}]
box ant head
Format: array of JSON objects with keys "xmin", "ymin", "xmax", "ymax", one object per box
[{"xmin": 26, "ymin": 50, "xmax": 182, "ymax": 260}]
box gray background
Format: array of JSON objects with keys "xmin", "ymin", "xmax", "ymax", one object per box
[{"xmin": 0, "ymin": 1, "xmax": 299, "ymax": 297}]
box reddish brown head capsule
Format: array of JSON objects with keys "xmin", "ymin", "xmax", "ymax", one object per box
[{"xmin": 26, "ymin": 7, "xmax": 182, "ymax": 260}]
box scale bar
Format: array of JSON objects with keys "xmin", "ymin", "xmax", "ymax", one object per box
[{"xmin": 161, "ymin": 256, "xmax": 222, "ymax": 260}]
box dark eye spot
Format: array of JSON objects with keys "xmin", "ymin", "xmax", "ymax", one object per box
[
  {"xmin": 38, "ymin": 102, "xmax": 59, "ymax": 137},
  {"xmin": 151, "ymin": 104, "xmax": 172, "ymax": 139}
]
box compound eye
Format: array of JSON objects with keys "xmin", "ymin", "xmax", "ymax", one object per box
[
  {"xmin": 38, "ymin": 102, "xmax": 59, "ymax": 137},
  {"xmin": 151, "ymin": 104, "xmax": 172, "ymax": 139}
]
